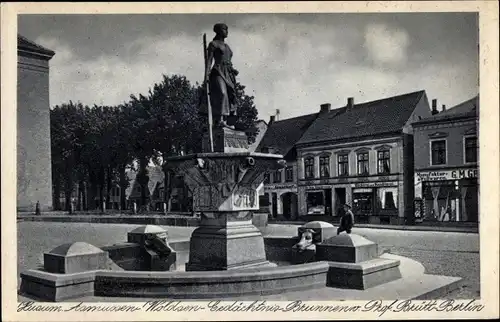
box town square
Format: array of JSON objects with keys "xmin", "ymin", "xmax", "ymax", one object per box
[{"xmin": 4, "ymin": 5, "xmax": 498, "ymax": 320}]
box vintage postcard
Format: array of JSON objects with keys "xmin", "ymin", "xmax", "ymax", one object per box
[{"xmin": 2, "ymin": 1, "xmax": 499, "ymax": 321}]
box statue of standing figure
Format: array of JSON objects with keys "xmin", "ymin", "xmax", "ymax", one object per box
[{"xmin": 201, "ymin": 23, "xmax": 239, "ymax": 129}]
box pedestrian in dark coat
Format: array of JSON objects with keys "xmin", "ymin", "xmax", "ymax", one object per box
[{"xmin": 337, "ymin": 203, "xmax": 355, "ymax": 235}]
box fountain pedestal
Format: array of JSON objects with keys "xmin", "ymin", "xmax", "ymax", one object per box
[
  {"xmin": 165, "ymin": 149, "xmax": 284, "ymax": 271},
  {"xmin": 186, "ymin": 211, "xmax": 275, "ymax": 271}
]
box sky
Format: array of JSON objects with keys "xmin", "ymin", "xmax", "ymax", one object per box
[{"xmin": 18, "ymin": 13, "xmax": 479, "ymax": 121}]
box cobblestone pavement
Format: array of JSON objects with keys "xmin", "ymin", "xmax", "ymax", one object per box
[{"xmin": 17, "ymin": 222, "xmax": 480, "ymax": 298}]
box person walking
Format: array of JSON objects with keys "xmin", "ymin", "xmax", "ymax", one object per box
[{"xmin": 337, "ymin": 203, "xmax": 355, "ymax": 235}]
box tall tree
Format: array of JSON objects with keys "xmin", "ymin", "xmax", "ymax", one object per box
[
  {"xmin": 50, "ymin": 101, "xmax": 86, "ymax": 211},
  {"xmin": 146, "ymin": 74, "xmax": 201, "ymax": 209},
  {"xmin": 129, "ymin": 93, "xmax": 158, "ymax": 208},
  {"xmin": 232, "ymin": 82, "xmax": 260, "ymax": 144},
  {"xmin": 112, "ymin": 103, "xmax": 136, "ymax": 210}
]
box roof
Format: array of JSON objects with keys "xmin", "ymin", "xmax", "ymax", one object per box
[
  {"xmin": 18, "ymin": 34, "xmax": 55, "ymax": 58},
  {"xmin": 413, "ymin": 95, "xmax": 479, "ymax": 125},
  {"xmin": 124, "ymin": 165, "xmax": 164, "ymax": 197},
  {"xmin": 297, "ymin": 90, "xmax": 426, "ymax": 145},
  {"xmin": 256, "ymin": 112, "xmax": 319, "ymax": 157}
]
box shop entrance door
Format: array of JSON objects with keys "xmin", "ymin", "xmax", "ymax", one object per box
[{"xmin": 334, "ymin": 188, "xmax": 346, "ymax": 217}]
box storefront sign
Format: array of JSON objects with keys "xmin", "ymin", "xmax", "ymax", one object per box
[
  {"xmin": 353, "ymin": 188, "xmax": 373, "ymax": 193},
  {"xmin": 264, "ymin": 184, "xmax": 297, "ymax": 191},
  {"xmin": 417, "ymin": 168, "xmax": 478, "ymax": 182},
  {"xmin": 304, "ymin": 185, "xmax": 331, "ymax": 190},
  {"xmin": 352, "ymin": 181, "xmax": 398, "ymax": 188}
]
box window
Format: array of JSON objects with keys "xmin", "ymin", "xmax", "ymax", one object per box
[
  {"xmin": 357, "ymin": 152, "xmax": 369, "ymax": 175},
  {"xmin": 304, "ymin": 157, "xmax": 314, "ymax": 179},
  {"xmin": 338, "ymin": 154, "xmax": 349, "ymax": 176},
  {"xmin": 376, "ymin": 187, "xmax": 398, "ymax": 210},
  {"xmin": 274, "ymin": 169, "xmax": 282, "ymax": 183},
  {"xmin": 264, "ymin": 172, "xmax": 270, "ymax": 184},
  {"xmin": 319, "ymin": 156, "xmax": 330, "ymax": 178},
  {"xmin": 431, "ymin": 140, "xmax": 447, "ymax": 165},
  {"xmin": 377, "ymin": 150, "xmax": 391, "ymax": 174},
  {"xmin": 285, "ymin": 166, "xmax": 294, "ymax": 182},
  {"xmin": 464, "ymin": 137, "xmax": 478, "ymax": 163}
]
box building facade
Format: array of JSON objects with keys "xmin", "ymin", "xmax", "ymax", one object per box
[
  {"xmin": 295, "ymin": 91, "xmax": 432, "ymax": 224},
  {"xmin": 263, "ymin": 161, "xmax": 299, "ymax": 219},
  {"xmin": 17, "ymin": 35, "xmax": 55, "ymax": 211},
  {"xmin": 256, "ymin": 111, "xmax": 321, "ymax": 219},
  {"xmin": 413, "ymin": 96, "xmax": 479, "ymax": 223}
]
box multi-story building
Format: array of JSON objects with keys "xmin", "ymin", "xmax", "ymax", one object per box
[
  {"xmin": 256, "ymin": 112, "xmax": 320, "ymax": 219},
  {"xmin": 17, "ymin": 35, "xmax": 55, "ymax": 211},
  {"xmin": 295, "ymin": 91, "xmax": 432, "ymax": 225},
  {"xmin": 413, "ymin": 96, "xmax": 479, "ymax": 223}
]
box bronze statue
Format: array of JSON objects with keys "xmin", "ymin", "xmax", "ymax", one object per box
[{"xmin": 202, "ymin": 23, "xmax": 239, "ymax": 129}]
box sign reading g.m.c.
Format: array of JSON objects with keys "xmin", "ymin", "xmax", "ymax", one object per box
[{"xmin": 417, "ymin": 168, "xmax": 478, "ymax": 181}]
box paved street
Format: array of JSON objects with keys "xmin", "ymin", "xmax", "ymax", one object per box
[{"xmin": 17, "ymin": 222, "xmax": 480, "ymax": 299}]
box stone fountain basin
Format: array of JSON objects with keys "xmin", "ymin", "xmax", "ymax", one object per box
[
  {"xmin": 19, "ymin": 234, "xmax": 464, "ymax": 302},
  {"xmin": 96, "ymin": 236, "xmax": 330, "ymax": 299},
  {"xmin": 20, "ymin": 236, "xmax": 330, "ymax": 301},
  {"xmin": 95, "ymin": 260, "xmax": 329, "ymax": 299}
]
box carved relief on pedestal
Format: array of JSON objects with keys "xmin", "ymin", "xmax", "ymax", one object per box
[{"xmin": 165, "ymin": 155, "xmax": 285, "ymax": 212}]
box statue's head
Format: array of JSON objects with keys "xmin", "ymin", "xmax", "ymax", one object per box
[{"xmin": 213, "ymin": 23, "xmax": 229, "ymax": 38}]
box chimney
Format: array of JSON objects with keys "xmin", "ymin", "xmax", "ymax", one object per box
[
  {"xmin": 269, "ymin": 115, "xmax": 276, "ymax": 124},
  {"xmin": 347, "ymin": 97, "xmax": 354, "ymax": 109},
  {"xmin": 431, "ymin": 99, "xmax": 439, "ymax": 115},
  {"xmin": 320, "ymin": 103, "xmax": 331, "ymax": 113},
  {"xmin": 442, "ymin": 104, "xmax": 446, "ymax": 112}
]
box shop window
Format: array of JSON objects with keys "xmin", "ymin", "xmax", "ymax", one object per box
[
  {"xmin": 337, "ymin": 154, "xmax": 349, "ymax": 176},
  {"xmin": 357, "ymin": 152, "xmax": 369, "ymax": 175},
  {"xmin": 285, "ymin": 166, "xmax": 294, "ymax": 182},
  {"xmin": 319, "ymin": 156, "xmax": 330, "ymax": 178},
  {"xmin": 376, "ymin": 187, "xmax": 398, "ymax": 210},
  {"xmin": 304, "ymin": 157, "xmax": 315, "ymax": 179},
  {"xmin": 274, "ymin": 169, "xmax": 282, "ymax": 183},
  {"xmin": 353, "ymin": 189, "xmax": 373, "ymax": 216},
  {"xmin": 464, "ymin": 136, "xmax": 478, "ymax": 163},
  {"xmin": 431, "ymin": 140, "xmax": 447, "ymax": 165},
  {"xmin": 377, "ymin": 150, "xmax": 391, "ymax": 174},
  {"xmin": 422, "ymin": 181, "xmax": 460, "ymax": 222},
  {"xmin": 306, "ymin": 191, "xmax": 325, "ymax": 215},
  {"xmin": 264, "ymin": 172, "xmax": 270, "ymax": 184}
]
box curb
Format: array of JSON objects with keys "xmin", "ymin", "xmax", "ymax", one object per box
[
  {"xmin": 17, "ymin": 215, "xmax": 478, "ymax": 234},
  {"xmin": 268, "ymin": 221, "xmax": 478, "ymax": 234}
]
